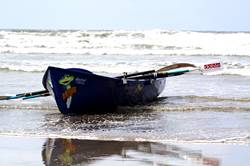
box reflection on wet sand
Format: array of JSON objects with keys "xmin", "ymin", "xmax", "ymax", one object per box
[{"xmin": 42, "ymin": 138, "xmax": 219, "ymax": 166}]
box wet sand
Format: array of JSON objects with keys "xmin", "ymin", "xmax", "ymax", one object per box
[{"xmin": 0, "ymin": 136, "xmax": 249, "ymax": 166}]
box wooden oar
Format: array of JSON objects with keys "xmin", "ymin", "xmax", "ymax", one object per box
[
  {"xmin": 16, "ymin": 89, "xmax": 48, "ymax": 97},
  {"xmin": 116, "ymin": 63, "xmax": 196, "ymax": 79},
  {"xmin": 130, "ymin": 62, "xmax": 222, "ymax": 79},
  {"xmin": 131, "ymin": 69, "xmax": 190, "ymax": 79},
  {"xmin": 0, "ymin": 89, "xmax": 49, "ymax": 100},
  {"xmin": 22, "ymin": 91, "xmax": 50, "ymax": 100}
]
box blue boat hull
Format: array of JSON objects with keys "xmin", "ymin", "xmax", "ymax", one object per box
[{"xmin": 43, "ymin": 66, "xmax": 166, "ymax": 114}]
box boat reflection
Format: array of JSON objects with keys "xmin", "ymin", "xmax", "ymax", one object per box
[{"xmin": 42, "ymin": 138, "xmax": 220, "ymax": 166}]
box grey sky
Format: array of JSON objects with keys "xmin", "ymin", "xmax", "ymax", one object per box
[{"xmin": 1, "ymin": 0, "xmax": 250, "ymax": 31}]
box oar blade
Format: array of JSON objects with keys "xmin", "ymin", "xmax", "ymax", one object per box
[
  {"xmin": 157, "ymin": 63, "xmax": 196, "ymax": 72},
  {"xmin": 0, "ymin": 96, "xmax": 10, "ymax": 100}
]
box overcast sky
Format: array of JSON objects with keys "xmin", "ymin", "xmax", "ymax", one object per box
[{"xmin": 1, "ymin": 0, "xmax": 250, "ymax": 31}]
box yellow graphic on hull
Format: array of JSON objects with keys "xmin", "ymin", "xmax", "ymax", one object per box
[
  {"xmin": 59, "ymin": 75, "xmax": 77, "ymax": 109},
  {"xmin": 59, "ymin": 75, "xmax": 75, "ymax": 86}
]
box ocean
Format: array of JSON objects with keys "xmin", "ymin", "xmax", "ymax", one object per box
[{"xmin": 0, "ymin": 29, "xmax": 250, "ymax": 166}]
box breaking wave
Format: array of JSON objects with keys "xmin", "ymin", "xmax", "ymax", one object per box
[
  {"xmin": 1, "ymin": 29, "xmax": 250, "ymax": 56},
  {"xmin": 1, "ymin": 29, "xmax": 250, "ymax": 76},
  {"xmin": 0, "ymin": 53, "xmax": 250, "ymax": 76}
]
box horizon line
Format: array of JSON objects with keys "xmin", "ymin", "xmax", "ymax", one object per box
[{"xmin": 1, "ymin": 28, "xmax": 250, "ymax": 33}]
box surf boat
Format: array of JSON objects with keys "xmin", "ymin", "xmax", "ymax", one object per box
[{"xmin": 42, "ymin": 66, "xmax": 167, "ymax": 114}]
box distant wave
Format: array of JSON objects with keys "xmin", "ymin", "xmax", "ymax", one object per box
[
  {"xmin": 1, "ymin": 132, "xmax": 250, "ymax": 145},
  {"xmin": 0, "ymin": 29, "xmax": 250, "ymax": 76},
  {"xmin": 0, "ymin": 59, "xmax": 250, "ymax": 76},
  {"xmin": 130, "ymin": 105, "xmax": 250, "ymax": 112},
  {"xmin": 1, "ymin": 29, "xmax": 250, "ymax": 56},
  {"xmin": 0, "ymin": 100, "xmax": 58, "ymax": 111},
  {"xmin": 177, "ymin": 95, "xmax": 250, "ymax": 102}
]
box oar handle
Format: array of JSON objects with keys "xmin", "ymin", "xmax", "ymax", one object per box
[
  {"xmin": 22, "ymin": 92, "xmax": 50, "ymax": 100},
  {"xmin": 131, "ymin": 69, "xmax": 191, "ymax": 79},
  {"xmin": 116, "ymin": 70, "xmax": 155, "ymax": 79},
  {"xmin": 16, "ymin": 90, "xmax": 49, "ymax": 97}
]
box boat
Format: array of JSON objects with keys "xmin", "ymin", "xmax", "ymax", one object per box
[
  {"xmin": 0, "ymin": 62, "xmax": 221, "ymax": 114},
  {"xmin": 42, "ymin": 66, "xmax": 166, "ymax": 114}
]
